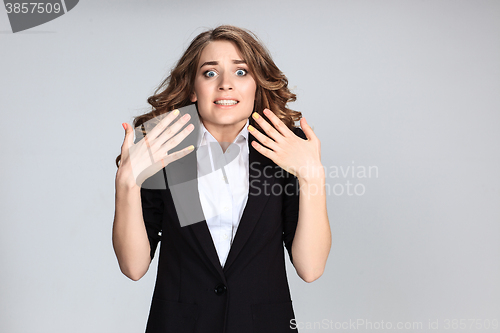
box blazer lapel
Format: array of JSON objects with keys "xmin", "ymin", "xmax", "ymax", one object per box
[
  {"xmin": 223, "ymin": 135, "xmax": 275, "ymax": 273},
  {"xmin": 170, "ymin": 150, "xmax": 226, "ymax": 281},
  {"xmin": 172, "ymin": 134, "xmax": 276, "ymax": 279}
]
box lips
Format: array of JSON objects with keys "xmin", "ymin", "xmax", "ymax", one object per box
[{"xmin": 214, "ymin": 99, "xmax": 239, "ymax": 106}]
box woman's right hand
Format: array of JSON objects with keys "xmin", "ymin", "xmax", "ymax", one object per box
[{"xmin": 116, "ymin": 110, "xmax": 195, "ymax": 189}]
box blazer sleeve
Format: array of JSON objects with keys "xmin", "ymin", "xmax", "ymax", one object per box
[
  {"xmin": 140, "ymin": 187, "xmax": 164, "ymax": 260},
  {"xmin": 282, "ymin": 126, "xmax": 307, "ymax": 265}
]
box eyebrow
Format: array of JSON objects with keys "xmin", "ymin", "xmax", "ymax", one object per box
[{"xmin": 199, "ymin": 60, "xmax": 246, "ymax": 69}]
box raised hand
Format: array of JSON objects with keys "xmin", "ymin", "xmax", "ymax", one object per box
[
  {"xmin": 117, "ymin": 109, "xmax": 195, "ymax": 188},
  {"xmin": 248, "ymin": 109, "xmax": 324, "ymax": 182}
]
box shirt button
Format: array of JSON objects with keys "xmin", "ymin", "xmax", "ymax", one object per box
[
  {"xmin": 223, "ymin": 206, "xmax": 229, "ymax": 212},
  {"xmin": 223, "ymin": 234, "xmax": 228, "ymax": 240}
]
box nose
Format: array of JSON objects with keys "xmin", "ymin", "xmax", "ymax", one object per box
[{"xmin": 218, "ymin": 71, "xmax": 233, "ymax": 91}]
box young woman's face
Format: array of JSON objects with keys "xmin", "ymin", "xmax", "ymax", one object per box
[{"xmin": 191, "ymin": 40, "xmax": 257, "ymax": 134}]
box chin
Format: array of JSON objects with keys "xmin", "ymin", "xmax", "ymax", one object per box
[
  {"xmin": 213, "ymin": 118, "xmax": 248, "ymax": 126},
  {"xmin": 202, "ymin": 111, "xmax": 249, "ymax": 122}
]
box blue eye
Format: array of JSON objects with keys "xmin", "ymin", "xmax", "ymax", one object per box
[
  {"xmin": 204, "ymin": 70, "xmax": 217, "ymax": 78},
  {"xmin": 236, "ymin": 69, "xmax": 247, "ymax": 76}
]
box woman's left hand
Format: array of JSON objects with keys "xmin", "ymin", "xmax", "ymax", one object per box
[{"xmin": 248, "ymin": 109, "xmax": 324, "ymax": 182}]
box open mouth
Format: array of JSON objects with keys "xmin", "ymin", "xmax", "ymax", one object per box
[{"xmin": 214, "ymin": 99, "xmax": 239, "ymax": 106}]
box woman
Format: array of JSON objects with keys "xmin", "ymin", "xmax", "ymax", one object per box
[{"xmin": 113, "ymin": 25, "xmax": 331, "ymax": 333}]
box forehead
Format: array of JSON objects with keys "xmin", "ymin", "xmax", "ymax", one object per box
[{"xmin": 198, "ymin": 40, "xmax": 244, "ymax": 63}]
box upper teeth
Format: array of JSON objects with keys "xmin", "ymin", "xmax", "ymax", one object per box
[{"xmin": 215, "ymin": 100, "xmax": 238, "ymax": 105}]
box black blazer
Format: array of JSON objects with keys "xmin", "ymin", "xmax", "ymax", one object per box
[{"xmin": 139, "ymin": 127, "xmax": 306, "ymax": 333}]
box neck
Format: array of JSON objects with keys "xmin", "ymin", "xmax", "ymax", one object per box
[{"xmin": 201, "ymin": 119, "xmax": 247, "ymax": 152}]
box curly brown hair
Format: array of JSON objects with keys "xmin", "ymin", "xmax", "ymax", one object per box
[{"xmin": 116, "ymin": 25, "xmax": 301, "ymax": 167}]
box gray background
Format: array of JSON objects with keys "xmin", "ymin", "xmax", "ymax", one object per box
[{"xmin": 1, "ymin": 0, "xmax": 499, "ymax": 332}]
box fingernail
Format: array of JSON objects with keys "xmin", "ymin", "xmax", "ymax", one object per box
[
  {"xmin": 122, "ymin": 123, "xmax": 127, "ymax": 130},
  {"xmin": 252, "ymin": 112, "xmax": 260, "ymax": 119},
  {"xmin": 188, "ymin": 145, "xmax": 194, "ymax": 151},
  {"xmin": 248, "ymin": 125, "xmax": 255, "ymax": 132},
  {"xmin": 173, "ymin": 109, "xmax": 180, "ymax": 115}
]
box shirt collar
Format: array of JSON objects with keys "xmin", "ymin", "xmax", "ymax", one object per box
[{"xmin": 198, "ymin": 118, "xmax": 250, "ymax": 147}]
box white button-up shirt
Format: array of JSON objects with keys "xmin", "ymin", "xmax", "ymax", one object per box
[{"xmin": 196, "ymin": 119, "xmax": 250, "ymax": 268}]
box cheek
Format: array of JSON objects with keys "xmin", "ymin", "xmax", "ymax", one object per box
[
  {"xmin": 192, "ymin": 83, "xmax": 206, "ymax": 103},
  {"xmin": 243, "ymin": 80, "xmax": 257, "ymax": 100},
  {"xmin": 197, "ymin": 83, "xmax": 215, "ymax": 102}
]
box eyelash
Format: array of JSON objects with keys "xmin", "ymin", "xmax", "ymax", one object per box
[
  {"xmin": 235, "ymin": 69, "xmax": 247, "ymax": 76},
  {"xmin": 203, "ymin": 68, "xmax": 248, "ymax": 78}
]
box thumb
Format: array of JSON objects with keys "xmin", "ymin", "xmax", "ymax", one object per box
[
  {"xmin": 300, "ymin": 117, "xmax": 315, "ymax": 141},
  {"xmin": 121, "ymin": 123, "xmax": 134, "ymax": 156},
  {"xmin": 123, "ymin": 122, "xmax": 135, "ymax": 144}
]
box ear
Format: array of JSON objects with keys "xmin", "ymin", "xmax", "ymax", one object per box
[{"xmin": 190, "ymin": 91, "xmax": 197, "ymax": 103}]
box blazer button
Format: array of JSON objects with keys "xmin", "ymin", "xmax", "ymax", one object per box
[{"xmin": 214, "ymin": 283, "xmax": 227, "ymax": 295}]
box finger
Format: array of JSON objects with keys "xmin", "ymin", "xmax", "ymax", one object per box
[
  {"xmin": 159, "ymin": 123, "xmax": 195, "ymax": 158},
  {"xmin": 251, "ymin": 111, "xmax": 284, "ymax": 142},
  {"xmin": 250, "ymin": 140, "xmax": 277, "ymax": 160},
  {"xmin": 300, "ymin": 117, "xmax": 316, "ymax": 141},
  {"xmin": 158, "ymin": 113, "xmax": 192, "ymax": 145},
  {"xmin": 146, "ymin": 109, "xmax": 181, "ymax": 141},
  {"xmin": 120, "ymin": 122, "xmax": 134, "ymax": 159},
  {"xmin": 262, "ymin": 109, "xmax": 293, "ymax": 138},
  {"xmin": 247, "ymin": 124, "xmax": 279, "ymax": 151},
  {"xmin": 163, "ymin": 144, "xmax": 195, "ymax": 165}
]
